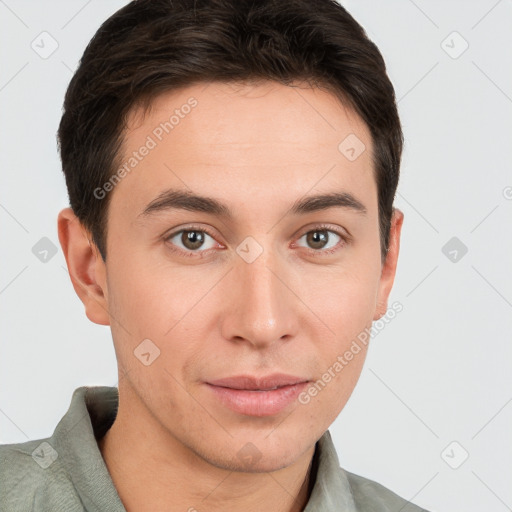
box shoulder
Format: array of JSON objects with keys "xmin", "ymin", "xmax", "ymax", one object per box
[
  {"xmin": 0, "ymin": 438, "xmax": 82, "ymax": 512},
  {"xmin": 343, "ymin": 468, "xmax": 430, "ymax": 512}
]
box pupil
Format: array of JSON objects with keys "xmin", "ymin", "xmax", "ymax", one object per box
[
  {"xmin": 183, "ymin": 230, "xmax": 204, "ymax": 249},
  {"xmin": 308, "ymin": 230, "xmax": 327, "ymax": 249}
]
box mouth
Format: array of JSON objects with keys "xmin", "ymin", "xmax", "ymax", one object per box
[{"xmin": 205, "ymin": 374, "xmax": 310, "ymax": 417}]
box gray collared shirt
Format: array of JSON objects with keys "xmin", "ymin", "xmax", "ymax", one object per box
[{"xmin": 0, "ymin": 386, "xmax": 429, "ymax": 511}]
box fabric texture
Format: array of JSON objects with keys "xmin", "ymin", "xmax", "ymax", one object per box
[{"xmin": 0, "ymin": 386, "xmax": 429, "ymax": 511}]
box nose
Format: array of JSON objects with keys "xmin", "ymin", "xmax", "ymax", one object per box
[{"xmin": 219, "ymin": 247, "xmax": 299, "ymax": 350}]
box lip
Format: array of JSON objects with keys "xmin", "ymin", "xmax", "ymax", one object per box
[
  {"xmin": 205, "ymin": 374, "xmax": 310, "ymax": 417},
  {"xmin": 208, "ymin": 374, "xmax": 308, "ymax": 390}
]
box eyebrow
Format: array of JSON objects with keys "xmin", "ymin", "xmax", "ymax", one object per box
[{"xmin": 138, "ymin": 188, "xmax": 367, "ymax": 219}]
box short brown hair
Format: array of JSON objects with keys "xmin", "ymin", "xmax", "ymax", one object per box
[{"xmin": 57, "ymin": 0, "xmax": 403, "ymax": 262}]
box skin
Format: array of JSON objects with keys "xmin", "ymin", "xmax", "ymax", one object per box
[{"xmin": 58, "ymin": 80, "xmax": 403, "ymax": 512}]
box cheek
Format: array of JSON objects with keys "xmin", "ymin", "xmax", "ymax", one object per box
[
  {"xmin": 105, "ymin": 258, "xmax": 204, "ymax": 403},
  {"xmin": 299, "ymin": 285, "xmax": 373, "ymax": 426},
  {"xmin": 308, "ymin": 266, "xmax": 380, "ymax": 337},
  {"xmin": 106, "ymin": 253, "xmax": 221, "ymax": 377},
  {"xmin": 107, "ymin": 251, "xmax": 202, "ymax": 335},
  {"xmin": 299, "ymin": 264, "xmax": 379, "ymax": 409}
]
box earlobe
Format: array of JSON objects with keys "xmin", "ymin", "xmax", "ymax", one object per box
[
  {"xmin": 373, "ymin": 208, "xmax": 404, "ymax": 320},
  {"xmin": 57, "ymin": 207, "xmax": 111, "ymax": 326}
]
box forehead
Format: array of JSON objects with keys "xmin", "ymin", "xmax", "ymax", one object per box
[
  {"xmin": 112, "ymin": 80, "xmax": 376, "ymax": 218},
  {"xmin": 127, "ymin": 80, "xmax": 371, "ymax": 150}
]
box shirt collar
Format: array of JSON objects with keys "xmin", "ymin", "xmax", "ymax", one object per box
[
  {"xmin": 303, "ymin": 429, "xmax": 357, "ymax": 511},
  {"xmin": 50, "ymin": 386, "xmax": 125, "ymax": 511}
]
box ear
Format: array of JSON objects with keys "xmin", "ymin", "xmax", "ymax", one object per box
[
  {"xmin": 374, "ymin": 208, "xmax": 404, "ymax": 320},
  {"xmin": 57, "ymin": 207, "xmax": 110, "ymax": 326}
]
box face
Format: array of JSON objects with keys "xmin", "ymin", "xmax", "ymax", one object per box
[{"xmin": 59, "ymin": 80, "xmax": 403, "ymax": 473}]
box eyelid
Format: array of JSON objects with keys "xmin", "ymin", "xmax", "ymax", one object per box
[
  {"xmin": 164, "ymin": 223, "xmax": 220, "ymax": 242},
  {"xmin": 164, "ymin": 223, "xmax": 350, "ymax": 257},
  {"xmin": 163, "ymin": 224, "xmax": 225, "ymax": 258},
  {"xmin": 290, "ymin": 223, "xmax": 350, "ymax": 253},
  {"xmin": 292, "ymin": 223, "xmax": 351, "ymax": 246}
]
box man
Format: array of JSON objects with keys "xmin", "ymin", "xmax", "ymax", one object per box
[{"xmin": 0, "ymin": 0, "xmax": 429, "ymax": 510}]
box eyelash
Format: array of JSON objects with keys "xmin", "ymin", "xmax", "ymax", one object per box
[{"xmin": 163, "ymin": 224, "xmax": 349, "ymax": 258}]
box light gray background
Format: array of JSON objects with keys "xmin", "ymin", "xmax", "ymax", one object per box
[{"xmin": 1, "ymin": 1, "xmax": 511, "ymax": 511}]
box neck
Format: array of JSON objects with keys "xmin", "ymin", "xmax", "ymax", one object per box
[{"xmin": 97, "ymin": 384, "xmax": 316, "ymax": 512}]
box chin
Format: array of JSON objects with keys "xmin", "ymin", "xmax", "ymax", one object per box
[
  {"xmin": 209, "ymin": 450, "xmax": 301, "ymax": 474},
  {"xmin": 195, "ymin": 432, "xmax": 314, "ymax": 474}
]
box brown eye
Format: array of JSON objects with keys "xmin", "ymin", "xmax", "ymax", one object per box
[
  {"xmin": 165, "ymin": 228, "xmax": 218, "ymax": 254},
  {"xmin": 181, "ymin": 230, "xmax": 205, "ymax": 250},
  {"xmin": 295, "ymin": 228, "xmax": 345, "ymax": 254},
  {"xmin": 306, "ymin": 230, "xmax": 330, "ymax": 250}
]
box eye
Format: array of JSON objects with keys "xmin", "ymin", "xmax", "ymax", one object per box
[
  {"xmin": 294, "ymin": 227, "xmax": 346, "ymax": 254},
  {"xmin": 165, "ymin": 227, "xmax": 220, "ymax": 256},
  {"xmin": 163, "ymin": 224, "xmax": 348, "ymax": 259}
]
